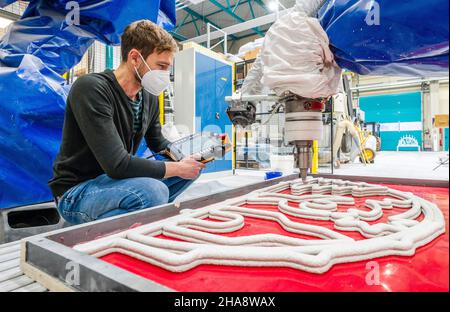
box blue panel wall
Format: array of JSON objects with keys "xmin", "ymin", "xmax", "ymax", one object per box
[
  {"xmin": 195, "ymin": 52, "xmax": 233, "ymax": 173},
  {"xmin": 359, "ymin": 92, "xmax": 423, "ymax": 151}
]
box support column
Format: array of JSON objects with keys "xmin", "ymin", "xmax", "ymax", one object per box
[
  {"xmin": 105, "ymin": 45, "xmax": 114, "ymax": 70},
  {"xmin": 430, "ymin": 81, "xmax": 441, "ymax": 151}
]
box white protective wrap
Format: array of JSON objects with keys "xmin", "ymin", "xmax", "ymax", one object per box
[
  {"xmin": 241, "ymin": 55, "xmax": 265, "ymax": 95},
  {"xmin": 260, "ymin": 1, "xmax": 342, "ymax": 98}
]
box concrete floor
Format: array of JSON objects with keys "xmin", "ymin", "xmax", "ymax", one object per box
[
  {"xmin": 179, "ymin": 151, "xmax": 449, "ymax": 201},
  {"xmin": 334, "ymin": 151, "xmax": 449, "ymax": 181},
  {"xmin": 177, "ymin": 170, "xmax": 266, "ymax": 202}
]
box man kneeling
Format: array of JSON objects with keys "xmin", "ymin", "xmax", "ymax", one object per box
[{"xmin": 49, "ymin": 20, "xmax": 204, "ymax": 225}]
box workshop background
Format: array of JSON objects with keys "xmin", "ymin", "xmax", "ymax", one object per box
[{"xmin": 0, "ymin": 0, "xmax": 448, "ymax": 293}]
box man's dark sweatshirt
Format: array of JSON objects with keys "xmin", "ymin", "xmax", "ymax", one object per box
[{"xmin": 48, "ymin": 69, "xmax": 170, "ymax": 198}]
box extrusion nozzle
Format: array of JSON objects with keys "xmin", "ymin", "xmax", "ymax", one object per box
[
  {"xmin": 294, "ymin": 141, "xmax": 313, "ymax": 184},
  {"xmin": 300, "ymin": 168, "xmax": 308, "ymax": 183}
]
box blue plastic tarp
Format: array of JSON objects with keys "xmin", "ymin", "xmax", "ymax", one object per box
[
  {"xmin": 319, "ymin": 0, "xmax": 449, "ymax": 76},
  {"xmin": 0, "ymin": 0, "xmax": 176, "ymax": 74},
  {"xmin": 0, "ymin": 0, "xmax": 176, "ymax": 209},
  {"xmin": 0, "ymin": 1, "xmax": 16, "ymax": 6}
]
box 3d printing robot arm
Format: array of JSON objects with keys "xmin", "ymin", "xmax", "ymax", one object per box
[
  {"xmin": 240, "ymin": 0, "xmax": 335, "ymax": 97},
  {"xmin": 228, "ymin": 0, "xmax": 338, "ymax": 182},
  {"xmin": 228, "ymin": 0, "xmax": 449, "ymax": 181}
]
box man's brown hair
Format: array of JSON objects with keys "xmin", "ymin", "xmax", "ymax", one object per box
[{"xmin": 121, "ymin": 20, "xmax": 178, "ymax": 61}]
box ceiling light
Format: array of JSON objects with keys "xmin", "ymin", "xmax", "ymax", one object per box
[
  {"xmin": 0, "ymin": 16, "xmax": 13, "ymax": 29},
  {"xmin": 188, "ymin": 0, "xmax": 207, "ymax": 4},
  {"xmin": 268, "ymin": 1, "xmax": 279, "ymax": 12}
]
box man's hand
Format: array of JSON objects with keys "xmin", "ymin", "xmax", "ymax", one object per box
[{"xmin": 164, "ymin": 157, "xmax": 205, "ymax": 180}]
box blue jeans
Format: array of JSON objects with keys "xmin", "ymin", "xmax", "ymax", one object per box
[{"xmin": 57, "ymin": 175, "xmax": 195, "ymax": 225}]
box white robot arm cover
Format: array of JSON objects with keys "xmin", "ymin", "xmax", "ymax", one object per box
[
  {"xmin": 241, "ymin": 54, "xmax": 265, "ymax": 96},
  {"xmin": 261, "ymin": 0, "xmax": 342, "ymax": 99}
]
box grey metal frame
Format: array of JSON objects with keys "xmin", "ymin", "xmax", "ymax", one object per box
[
  {"xmin": 1, "ymin": 202, "xmax": 68, "ymax": 244},
  {"xmin": 21, "ymin": 174, "xmax": 448, "ymax": 292}
]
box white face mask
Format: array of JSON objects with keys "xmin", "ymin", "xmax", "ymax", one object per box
[{"xmin": 134, "ymin": 53, "xmax": 170, "ymax": 96}]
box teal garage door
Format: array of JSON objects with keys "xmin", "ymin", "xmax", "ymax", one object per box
[
  {"xmin": 445, "ymin": 128, "xmax": 449, "ymax": 151},
  {"xmin": 359, "ymin": 92, "xmax": 423, "ymax": 151}
]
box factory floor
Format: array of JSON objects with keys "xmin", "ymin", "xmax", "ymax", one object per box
[
  {"xmin": 334, "ymin": 151, "xmax": 449, "ymax": 181},
  {"xmin": 179, "ymin": 151, "xmax": 448, "ymax": 202}
]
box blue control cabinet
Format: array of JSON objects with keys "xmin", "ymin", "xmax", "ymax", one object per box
[{"xmin": 195, "ymin": 52, "xmax": 233, "ymax": 173}]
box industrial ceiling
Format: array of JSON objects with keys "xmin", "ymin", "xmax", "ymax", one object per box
[{"xmin": 172, "ymin": 0, "xmax": 296, "ymax": 49}]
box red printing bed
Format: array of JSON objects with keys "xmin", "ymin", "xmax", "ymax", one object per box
[{"xmin": 100, "ymin": 184, "xmax": 449, "ymax": 292}]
